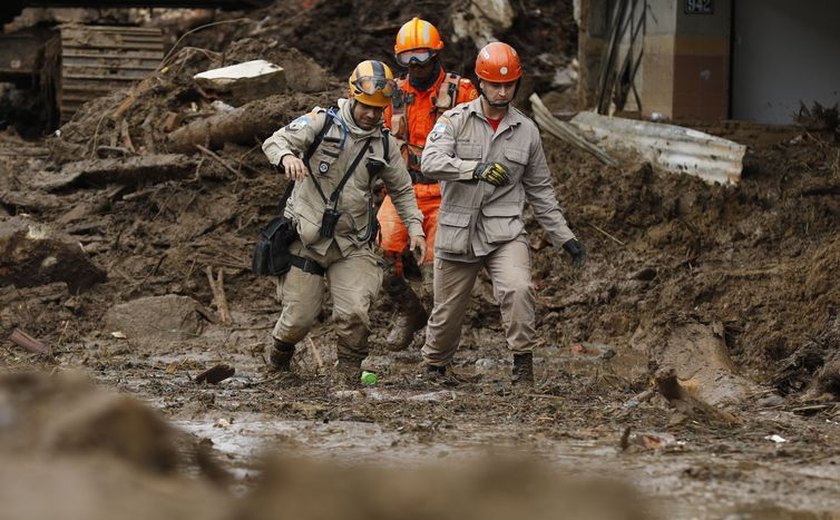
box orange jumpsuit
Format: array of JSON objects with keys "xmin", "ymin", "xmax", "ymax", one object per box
[{"xmin": 377, "ymin": 67, "xmax": 478, "ymax": 264}]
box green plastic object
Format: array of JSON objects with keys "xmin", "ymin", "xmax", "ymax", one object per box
[{"xmin": 360, "ymin": 371, "xmax": 378, "ymax": 385}]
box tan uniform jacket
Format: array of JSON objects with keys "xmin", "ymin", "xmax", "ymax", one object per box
[
  {"xmin": 263, "ymin": 98, "xmax": 424, "ymax": 257},
  {"xmin": 420, "ymin": 97, "xmax": 576, "ymax": 262}
]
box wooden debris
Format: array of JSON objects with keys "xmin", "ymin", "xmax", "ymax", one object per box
[
  {"xmin": 772, "ymin": 313, "xmax": 840, "ymax": 396},
  {"xmin": 307, "ymin": 336, "xmax": 324, "ymax": 369},
  {"xmin": 56, "ymin": 185, "xmax": 125, "ymax": 226},
  {"xmin": 95, "ymin": 146, "xmax": 134, "ymax": 158},
  {"xmin": 119, "ymin": 119, "xmax": 136, "ymax": 153},
  {"xmin": 194, "ymin": 364, "xmax": 235, "ymax": 384},
  {"xmin": 589, "ymin": 222, "xmax": 625, "ymax": 246},
  {"xmin": 167, "ymin": 94, "xmax": 299, "ymax": 152},
  {"xmin": 32, "ymin": 154, "xmax": 197, "ymax": 191},
  {"xmin": 111, "ymin": 76, "xmax": 157, "ymax": 120},
  {"xmin": 205, "ymin": 266, "xmax": 232, "ymax": 324},
  {"xmin": 530, "ymin": 93, "xmax": 618, "ymax": 167},
  {"xmin": 656, "ymin": 321, "xmax": 755, "ymax": 408},
  {"xmin": 194, "ymin": 303, "xmax": 220, "ymax": 325},
  {"xmin": 655, "ymin": 369, "xmax": 739, "ymax": 424},
  {"xmin": 196, "ymin": 145, "xmax": 240, "ymax": 177},
  {"xmin": 0, "ymin": 189, "xmax": 63, "ymax": 213},
  {"xmin": 141, "ymin": 107, "xmax": 159, "ymax": 154},
  {"xmin": 10, "ymin": 328, "xmax": 51, "ymax": 355},
  {"xmin": 162, "ymin": 111, "xmax": 182, "ymax": 133}
]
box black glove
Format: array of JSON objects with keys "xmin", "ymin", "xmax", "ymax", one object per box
[
  {"xmin": 562, "ymin": 239, "xmax": 587, "ymax": 268},
  {"xmin": 473, "ymin": 162, "xmax": 510, "ymax": 186}
]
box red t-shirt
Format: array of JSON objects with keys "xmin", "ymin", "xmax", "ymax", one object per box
[{"xmin": 487, "ymin": 116, "xmax": 503, "ymax": 132}]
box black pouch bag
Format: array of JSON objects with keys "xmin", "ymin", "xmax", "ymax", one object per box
[
  {"xmin": 251, "ymin": 213, "xmax": 298, "ymax": 276},
  {"xmin": 252, "ymin": 111, "xmax": 336, "ymax": 276}
]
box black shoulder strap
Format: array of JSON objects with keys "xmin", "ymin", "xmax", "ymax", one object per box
[
  {"xmin": 276, "ymin": 180, "xmax": 295, "ymax": 213},
  {"xmin": 277, "ymin": 108, "xmax": 336, "ymax": 212},
  {"xmin": 305, "ymin": 109, "xmax": 335, "ymax": 164},
  {"xmin": 381, "ymin": 128, "xmax": 390, "ymax": 159},
  {"xmin": 329, "ymin": 136, "xmax": 374, "ymax": 205},
  {"xmin": 300, "ymin": 109, "xmax": 336, "ymax": 205}
]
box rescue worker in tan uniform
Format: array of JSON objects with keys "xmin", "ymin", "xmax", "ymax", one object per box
[
  {"xmin": 378, "ymin": 17, "xmax": 479, "ymax": 350},
  {"xmin": 262, "ymin": 60, "xmax": 425, "ymax": 383},
  {"xmin": 420, "ymin": 42, "xmax": 586, "ymax": 385}
]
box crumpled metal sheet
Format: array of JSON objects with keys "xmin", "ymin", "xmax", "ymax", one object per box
[{"xmin": 570, "ymin": 111, "xmax": 747, "ymax": 185}]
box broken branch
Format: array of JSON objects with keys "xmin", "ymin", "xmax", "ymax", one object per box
[
  {"xmin": 196, "ymin": 145, "xmax": 240, "ymax": 177},
  {"xmin": 205, "ymin": 266, "xmax": 232, "ymax": 324},
  {"xmin": 10, "ymin": 328, "xmax": 51, "ymax": 355}
]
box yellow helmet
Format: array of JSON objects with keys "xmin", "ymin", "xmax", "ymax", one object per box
[{"xmin": 348, "ymin": 60, "xmax": 396, "ymax": 108}]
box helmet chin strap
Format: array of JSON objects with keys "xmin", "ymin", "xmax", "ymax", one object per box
[
  {"xmin": 483, "ymin": 94, "xmax": 511, "ymax": 108},
  {"xmin": 477, "ymin": 79, "xmax": 519, "ymax": 108}
]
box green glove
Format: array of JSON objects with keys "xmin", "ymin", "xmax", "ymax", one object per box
[{"xmin": 473, "ymin": 162, "xmax": 510, "ymax": 186}]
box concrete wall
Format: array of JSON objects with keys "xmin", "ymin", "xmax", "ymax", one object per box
[
  {"xmin": 639, "ymin": 0, "xmax": 731, "ymax": 120},
  {"xmin": 577, "ymin": 0, "xmax": 610, "ymax": 108},
  {"xmin": 640, "ymin": 0, "xmax": 677, "ymax": 117},
  {"xmin": 672, "ymin": 0, "xmax": 731, "ymax": 120},
  {"xmin": 731, "ymin": 0, "xmax": 840, "ymax": 124}
]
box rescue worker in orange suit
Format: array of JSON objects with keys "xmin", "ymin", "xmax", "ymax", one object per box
[
  {"xmin": 377, "ymin": 17, "xmax": 479, "ymax": 350},
  {"xmin": 420, "ymin": 42, "xmax": 587, "ymax": 385}
]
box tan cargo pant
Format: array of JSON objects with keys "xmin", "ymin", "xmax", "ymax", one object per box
[
  {"xmin": 421, "ymin": 238, "xmax": 536, "ymax": 367},
  {"xmin": 272, "ymin": 240, "xmax": 383, "ymax": 361}
]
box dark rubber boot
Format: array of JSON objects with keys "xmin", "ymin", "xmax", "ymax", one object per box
[
  {"xmin": 427, "ymin": 364, "xmax": 446, "ymax": 376},
  {"xmin": 334, "ymin": 357, "xmax": 363, "ymax": 389},
  {"xmin": 421, "ymin": 364, "xmax": 460, "ymax": 387},
  {"xmin": 384, "ymin": 275, "xmax": 428, "ymax": 351},
  {"xmin": 269, "ymin": 339, "xmax": 295, "ymax": 372},
  {"xmin": 512, "ymin": 353, "xmax": 534, "ymax": 385}
]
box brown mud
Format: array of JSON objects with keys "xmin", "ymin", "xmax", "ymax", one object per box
[{"xmin": 2, "ymin": 1, "xmax": 840, "ymax": 519}]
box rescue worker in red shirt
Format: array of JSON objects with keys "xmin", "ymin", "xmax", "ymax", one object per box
[
  {"xmin": 419, "ymin": 42, "xmax": 587, "ymax": 385},
  {"xmin": 377, "ymin": 17, "xmax": 479, "ymax": 350}
]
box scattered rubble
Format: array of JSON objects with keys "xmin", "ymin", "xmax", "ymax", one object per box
[
  {"xmin": 103, "ymin": 295, "xmax": 205, "ymax": 347},
  {"xmin": 0, "ymin": 216, "xmax": 106, "ymax": 292},
  {"xmin": 193, "ymin": 59, "xmax": 286, "ymax": 106}
]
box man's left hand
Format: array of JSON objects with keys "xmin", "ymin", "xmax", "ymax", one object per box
[
  {"xmin": 409, "ymin": 235, "xmax": 427, "ymax": 263},
  {"xmin": 562, "ymin": 239, "xmax": 587, "ymax": 269}
]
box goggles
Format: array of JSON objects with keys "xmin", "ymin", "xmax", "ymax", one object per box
[
  {"xmin": 352, "ymin": 76, "xmax": 396, "ymax": 98},
  {"xmin": 396, "ymin": 49, "xmax": 435, "ymax": 67}
]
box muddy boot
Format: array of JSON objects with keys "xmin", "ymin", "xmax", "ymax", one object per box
[
  {"xmin": 384, "ymin": 275, "xmax": 428, "ymax": 351},
  {"xmin": 420, "ymin": 364, "xmax": 460, "ymax": 387},
  {"xmin": 269, "ymin": 339, "xmax": 295, "ymax": 372},
  {"xmin": 512, "ymin": 353, "xmax": 534, "ymax": 385},
  {"xmin": 333, "ymin": 357, "xmax": 363, "ymax": 389}
]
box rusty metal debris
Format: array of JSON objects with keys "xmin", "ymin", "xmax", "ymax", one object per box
[{"xmin": 194, "ymin": 364, "xmax": 235, "ymax": 385}]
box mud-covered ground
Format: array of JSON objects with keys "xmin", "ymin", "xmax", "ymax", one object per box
[{"xmin": 2, "ymin": 1, "xmax": 840, "ymax": 519}]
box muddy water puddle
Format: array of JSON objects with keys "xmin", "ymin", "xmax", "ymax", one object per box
[{"xmin": 173, "ymin": 408, "xmax": 840, "ymax": 519}]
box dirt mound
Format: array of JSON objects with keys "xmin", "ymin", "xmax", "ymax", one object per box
[
  {"xmin": 0, "ymin": 371, "xmax": 180, "ymax": 472},
  {"xmin": 171, "ymin": 0, "xmax": 575, "ymax": 93}
]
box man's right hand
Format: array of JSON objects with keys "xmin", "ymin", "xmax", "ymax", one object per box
[
  {"xmin": 280, "ymin": 154, "xmax": 308, "ymax": 181},
  {"xmin": 473, "ymin": 162, "xmax": 510, "ymax": 186}
]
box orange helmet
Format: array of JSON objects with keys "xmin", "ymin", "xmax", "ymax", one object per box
[
  {"xmin": 394, "ymin": 17, "xmax": 444, "ymax": 66},
  {"xmin": 475, "ymin": 42, "xmax": 522, "ymax": 82},
  {"xmin": 348, "ymin": 60, "xmax": 396, "ymax": 107}
]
